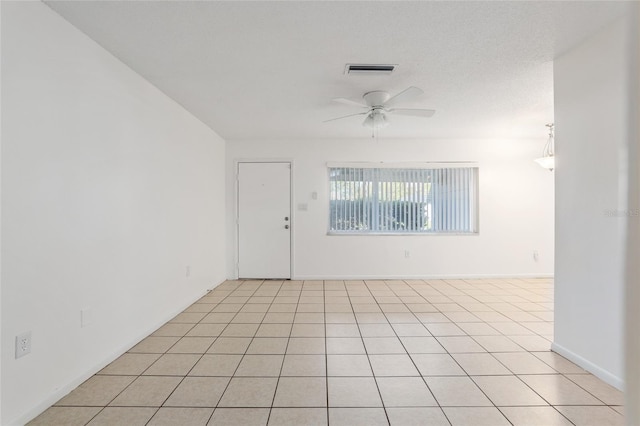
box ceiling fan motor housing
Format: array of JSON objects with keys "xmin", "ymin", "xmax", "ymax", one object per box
[{"xmin": 363, "ymin": 91, "xmax": 391, "ymax": 107}]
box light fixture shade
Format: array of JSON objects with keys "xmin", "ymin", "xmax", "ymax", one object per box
[
  {"xmin": 534, "ymin": 156, "xmax": 554, "ymax": 170},
  {"xmin": 363, "ymin": 110, "xmax": 389, "ymax": 129}
]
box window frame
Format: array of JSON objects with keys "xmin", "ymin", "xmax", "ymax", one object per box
[{"xmin": 326, "ymin": 162, "xmax": 479, "ymax": 236}]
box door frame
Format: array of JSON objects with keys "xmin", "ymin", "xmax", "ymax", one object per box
[{"xmin": 234, "ymin": 159, "xmax": 295, "ymax": 280}]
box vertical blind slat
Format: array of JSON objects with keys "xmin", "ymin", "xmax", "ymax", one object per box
[{"xmin": 329, "ymin": 166, "xmax": 476, "ymax": 234}]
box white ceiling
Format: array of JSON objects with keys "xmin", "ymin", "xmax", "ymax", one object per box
[{"xmin": 45, "ymin": 1, "xmax": 629, "ymax": 141}]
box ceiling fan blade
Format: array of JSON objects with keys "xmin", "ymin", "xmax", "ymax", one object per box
[
  {"xmin": 323, "ymin": 111, "xmax": 368, "ymax": 123},
  {"xmin": 384, "ymin": 86, "xmax": 424, "ymax": 108},
  {"xmin": 332, "ymin": 97, "xmax": 368, "ymax": 108},
  {"xmin": 388, "ymin": 108, "xmax": 436, "ymax": 117}
]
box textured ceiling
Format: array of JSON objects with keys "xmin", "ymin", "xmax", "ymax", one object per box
[{"xmin": 45, "ymin": 1, "xmax": 629, "ymax": 141}]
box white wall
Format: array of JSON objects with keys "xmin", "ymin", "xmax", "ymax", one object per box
[
  {"xmin": 553, "ymin": 18, "xmax": 634, "ymax": 389},
  {"xmin": 1, "ymin": 3, "xmax": 226, "ymax": 424},
  {"xmin": 226, "ymin": 138, "xmax": 554, "ymax": 280},
  {"xmin": 625, "ymin": 6, "xmax": 640, "ymax": 420}
]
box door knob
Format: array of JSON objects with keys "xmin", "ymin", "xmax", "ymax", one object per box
[{"xmin": 284, "ymin": 225, "xmax": 289, "ymax": 229}]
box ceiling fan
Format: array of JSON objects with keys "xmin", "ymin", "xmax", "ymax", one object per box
[{"xmin": 324, "ymin": 86, "xmax": 435, "ymax": 130}]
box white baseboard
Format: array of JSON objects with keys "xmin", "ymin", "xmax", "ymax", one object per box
[
  {"xmin": 12, "ymin": 281, "xmax": 224, "ymax": 426},
  {"xmin": 291, "ymin": 273, "xmax": 554, "ymax": 280},
  {"xmin": 551, "ymin": 342, "xmax": 624, "ymax": 390}
]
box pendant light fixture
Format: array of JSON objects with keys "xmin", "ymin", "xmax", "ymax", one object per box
[{"xmin": 535, "ymin": 123, "xmax": 555, "ymax": 171}]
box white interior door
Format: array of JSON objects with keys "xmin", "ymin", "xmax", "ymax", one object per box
[{"xmin": 238, "ymin": 162, "xmax": 291, "ymax": 279}]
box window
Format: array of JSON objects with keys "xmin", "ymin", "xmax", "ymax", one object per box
[{"xmin": 329, "ymin": 165, "xmax": 478, "ymax": 234}]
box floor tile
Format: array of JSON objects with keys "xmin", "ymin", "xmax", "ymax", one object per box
[
  {"xmin": 411, "ymin": 354, "xmax": 466, "ymax": 376},
  {"xmin": 400, "ymin": 336, "xmax": 446, "ymax": 353},
  {"xmin": 290, "ymin": 323, "xmax": 325, "ymax": 337},
  {"xmin": 325, "ymin": 304, "xmax": 353, "ymax": 313},
  {"xmin": 268, "ymin": 305, "xmax": 297, "ymax": 313},
  {"xmin": 168, "ymin": 337, "xmax": 215, "ymax": 354},
  {"xmin": 171, "ymin": 312, "xmax": 207, "ymax": 323},
  {"xmin": 555, "ymin": 406, "xmax": 624, "ymax": 426},
  {"xmin": 531, "ymin": 351, "xmax": 586, "ymax": 374},
  {"xmin": 109, "ymin": 376, "xmax": 182, "ymax": 406},
  {"xmin": 98, "ymin": 353, "xmax": 160, "ymax": 375},
  {"xmin": 518, "ymin": 374, "xmax": 603, "ymax": 405},
  {"xmin": 329, "ymin": 408, "xmax": 388, "ymax": 426},
  {"xmin": 457, "ymin": 322, "xmax": 501, "ymax": 336},
  {"xmin": 241, "ymin": 304, "xmax": 271, "ymax": 313},
  {"xmin": 153, "ymin": 323, "xmax": 195, "ymax": 337},
  {"xmin": 508, "ymin": 334, "xmax": 552, "ymax": 352},
  {"xmin": 565, "ymin": 373, "xmax": 624, "ymax": 405},
  {"xmin": 376, "ymin": 377, "xmax": 437, "ymax": 406},
  {"xmin": 363, "ymin": 337, "xmax": 406, "ymax": 354},
  {"xmin": 186, "ymin": 324, "xmax": 226, "ymax": 337},
  {"xmin": 352, "ymin": 304, "xmax": 382, "ymax": 313},
  {"xmin": 153, "ymin": 406, "xmax": 214, "ymax": 423},
  {"xmin": 415, "ymin": 313, "xmax": 450, "ymax": 323},
  {"xmin": 56, "ymin": 375, "xmax": 136, "ymax": 406},
  {"xmin": 425, "ymin": 376, "xmax": 492, "ymax": 406},
  {"xmin": 326, "ymin": 324, "xmax": 360, "ymax": 337},
  {"xmin": 493, "ymin": 352, "xmax": 558, "ymax": 374},
  {"xmin": 246, "ymin": 338, "xmax": 289, "ymax": 354},
  {"xmin": 272, "ymin": 377, "xmax": 327, "ymax": 407},
  {"xmin": 163, "ymin": 377, "xmax": 228, "ymax": 407},
  {"xmin": 142, "ymin": 353, "xmax": 200, "ymax": 376},
  {"xmin": 451, "ymin": 353, "xmax": 511, "ymax": 375},
  {"xmin": 27, "ymin": 407, "xmax": 101, "ymax": 426},
  {"xmin": 327, "ymin": 377, "xmax": 383, "ymax": 407},
  {"xmin": 208, "ymin": 408, "xmax": 269, "ymax": 425},
  {"xmin": 472, "ymin": 335, "xmax": 524, "ymax": 352},
  {"xmin": 499, "ymin": 406, "xmax": 573, "ymax": 426},
  {"xmin": 129, "ymin": 336, "xmax": 179, "ymax": 353},
  {"xmin": 286, "ymin": 337, "xmax": 325, "ymax": 354},
  {"xmin": 202, "ymin": 313, "xmax": 236, "ymax": 323},
  {"xmin": 386, "ymin": 407, "xmax": 449, "ymax": 426},
  {"xmin": 443, "ymin": 407, "xmax": 511, "ymax": 426},
  {"xmin": 220, "ymin": 324, "xmax": 259, "ymax": 338},
  {"xmin": 268, "ymin": 408, "xmax": 327, "ymax": 426},
  {"xmin": 355, "ymin": 313, "xmax": 389, "ymax": 323},
  {"xmin": 31, "ymin": 279, "xmax": 593, "ymax": 425},
  {"xmin": 294, "ymin": 313, "xmax": 325, "ymax": 323},
  {"xmin": 426, "ymin": 322, "xmax": 467, "ymax": 336},
  {"xmin": 217, "ymin": 378, "xmax": 278, "ymax": 407},
  {"xmin": 255, "ymin": 324, "xmax": 292, "ymax": 337},
  {"xmin": 359, "ymin": 323, "xmax": 396, "ymax": 337},
  {"xmin": 87, "ymin": 407, "xmax": 156, "ymax": 426},
  {"xmin": 436, "ymin": 336, "xmax": 487, "ymax": 353},
  {"xmin": 391, "ymin": 323, "xmax": 431, "ymax": 336},
  {"xmin": 326, "ymin": 337, "xmax": 366, "ymax": 354},
  {"xmin": 189, "ymin": 354, "xmax": 242, "ymax": 376},
  {"xmin": 472, "ymin": 375, "xmax": 546, "ymax": 406},
  {"xmin": 327, "ymin": 354, "xmax": 373, "ymax": 376},
  {"xmin": 236, "ymin": 355, "xmax": 284, "ymax": 377},
  {"xmin": 281, "ymin": 354, "xmax": 326, "ymax": 376},
  {"xmin": 369, "ymin": 354, "xmax": 419, "ymax": 376},
  {"xmin": 325, "ymin": 313, "xmax": 357, "ymax": 323},
  {"xmin": 231, "ymin": 313, "xmax": 266, "ymax": 323}
]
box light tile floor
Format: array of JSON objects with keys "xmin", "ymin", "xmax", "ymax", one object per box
[{"xmin": 29, "ymin": 279, "xmax": 625, "ymax": 426}]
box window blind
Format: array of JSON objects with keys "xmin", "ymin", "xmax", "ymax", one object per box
[{"xmin": 329, "ymin": 167, "xmax": 478, "ymax": 234}]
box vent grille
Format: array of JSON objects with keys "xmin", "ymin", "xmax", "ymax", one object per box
[{"xmin": 345, "ymin": 64, "xmax": 396, "ymax": 75}]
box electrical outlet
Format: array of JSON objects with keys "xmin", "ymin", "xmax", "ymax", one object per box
[
  {"xmin": 186, "ymin": 265, "xmax": 191, "ymax": 278},
  {"xmin": 404, "ymin": 250, "xmax": 411, "ymax": 258},
  {"xmin": 15, "ymin": 331, "xmax": 32, "ymax": 359},
  {"xmin": 533, "ymin": 250, "xmax": 539, "ymax": 262}
]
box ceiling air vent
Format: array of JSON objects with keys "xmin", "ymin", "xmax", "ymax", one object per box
[{"xmin": 345, "ymin": 64, "xmax": 396, "ymax": 75}]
